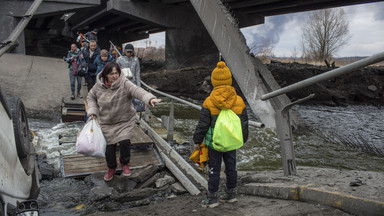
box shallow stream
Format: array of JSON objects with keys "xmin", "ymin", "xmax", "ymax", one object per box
[
  {"xmin": 28, "ymin": 100, "xmax": 384, "ymax": 215},
  {"xmin": 29, "ymin": 100, "xmax": 384, "ymax": 173}
]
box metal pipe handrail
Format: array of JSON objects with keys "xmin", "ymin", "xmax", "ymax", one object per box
[
  {"xmin": 141, "ymin": 81, "xmax": 265, "ymax": 128},
  {"xmin": 261, "ymin": 51, "xmax": 384, "ymax": 101}
]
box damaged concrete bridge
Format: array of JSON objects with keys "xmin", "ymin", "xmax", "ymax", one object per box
[
  {"xmin": 2, "ymin": 0, "xmax": 384, "ymax": 176},
  {"xmin": 2, "ymin": 0, "xmax": 383, "ymax": 128}
]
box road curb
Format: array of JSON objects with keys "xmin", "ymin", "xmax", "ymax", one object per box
[{"xmin": 239, "ymin": 183, "xmax": 384, "ymax": 216}]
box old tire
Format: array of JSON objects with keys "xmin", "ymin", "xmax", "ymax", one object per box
[{"xmin": 8, "ymin": 96, "xmax": 30, "ymax": 159}]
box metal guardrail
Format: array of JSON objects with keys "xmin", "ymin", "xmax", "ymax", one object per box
[
  {"xmin": 141, "ymin": 81, "xmax": 265, "ymax": 128},
  {"xmin": 259, "ymin": 51, "xmax": 384, "ymax": 176}
]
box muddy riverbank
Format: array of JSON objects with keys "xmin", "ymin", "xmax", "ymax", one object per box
[
  {"xmin": 1, "ymin": 54, "xmax": 382, "ymax": 112},
  {"xmin": 38, "ymin": 166, "xmax": 383, "ymax": 216},
  {"xmin": 141, "ymin": 60, "xmax": 384, "ymax": 107}
]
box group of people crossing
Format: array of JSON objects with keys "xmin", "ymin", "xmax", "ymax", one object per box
[{"xmin": 65, "ymin": 29, "xmax": 140, "ymax": 99}]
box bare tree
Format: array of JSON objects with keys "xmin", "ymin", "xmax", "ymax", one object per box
[
  {"xmin": 250, "ymin": 39, "xmax": 275, "ymax": 62},
  {"xmin": 291, "ymin": 46, "xmax": 298, "ymax": 62},
  {"xmin": 301, "ymin": 8, "xmax": 350, "ymax": 61}
]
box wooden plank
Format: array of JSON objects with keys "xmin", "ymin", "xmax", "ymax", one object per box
[
  {"xmin": 62, "ymin": 115, "xmax": 85, "ymax": 122},
  {"xmin": 60, "ymin": 116, "xmax": 157, "ymax": 177},
  {"xmin": 130, "ymin": 125, "xmax": 153, "ymax": 146},
  {"xmin": 61, "ymin": 147, "xmax": 162, "ymax": 177},
  {"xmin": 65, "ymin": 111, "xmax": 85, "ymax": 115}
]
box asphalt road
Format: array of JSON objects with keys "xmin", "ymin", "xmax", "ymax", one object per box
[{"xmin": 0, "ymin": 53, "xmax": 87, "ymax": 111}]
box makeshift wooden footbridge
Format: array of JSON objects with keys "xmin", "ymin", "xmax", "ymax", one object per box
[
  {"xmin": 59, "ymin": 81, "xmax": 265, "ymax": 195},
  {"xmin": 59, "ymin": 90, "xmax": 211, "ymax": 195},
  {"xmin": 60, "ymin": 124, "xmax": 159, "ymax": 177}
]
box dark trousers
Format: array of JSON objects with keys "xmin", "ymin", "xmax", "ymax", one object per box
[
  {"xmin": 86, "ymin": 75, "xmax": 96, "ymax": 92},
  {"xmin": 208, "ymin": 148, "xmax": 237, "ymax": 193},
  {"xmin": 105, "ymin": 139, "xmax": 131, "ymax": 169},
  {"xmin": 69, "ymin": 70, "xmax": 81, "ymax": 94}
]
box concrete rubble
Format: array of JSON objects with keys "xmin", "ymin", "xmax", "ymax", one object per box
[{"xmin": 238, "ymin": 166, "xmax": 384, "ymax": 216}]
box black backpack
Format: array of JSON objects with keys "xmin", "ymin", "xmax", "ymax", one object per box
[{"xmin": 76, "ymin": 59, "xmax": 88, "ymax": 77}]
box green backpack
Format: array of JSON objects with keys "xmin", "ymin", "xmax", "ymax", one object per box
[{"xmin": 204, "ymin": 109, "xmax": 243, "ymax": 152}]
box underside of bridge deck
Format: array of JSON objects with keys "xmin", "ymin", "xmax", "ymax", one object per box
[{"xmin": 3, "ymin": 0, "xmax": 382, "ymax": 67}]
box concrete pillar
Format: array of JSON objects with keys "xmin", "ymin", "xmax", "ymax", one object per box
[{"xmin": 165, "ymin": 27, "xmax": 218, "ymax": 69}]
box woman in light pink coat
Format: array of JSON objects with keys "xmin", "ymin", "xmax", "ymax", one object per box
[{"xmin": 87, "ymin": 62, "xmax": 161, "ymax": 181}]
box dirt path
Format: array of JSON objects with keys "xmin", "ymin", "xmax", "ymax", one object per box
[
  {"xmin": 89, "ymin": 194, "xmax": 349, "ymax": 216},
  {"xmin": 85, "ymin": 166, "xmax": 383, "ymax": 216}
]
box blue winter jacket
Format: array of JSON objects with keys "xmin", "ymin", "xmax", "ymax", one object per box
[{"xmin": 94, "ymin": 53, "xmax": 114, "ymax": 75}]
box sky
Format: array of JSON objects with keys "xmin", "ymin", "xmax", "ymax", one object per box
[{"xmin": 130, "ymin": 2, "xmax": 384, "ymax": 58}]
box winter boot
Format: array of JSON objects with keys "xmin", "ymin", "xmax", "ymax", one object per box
[
  {"xmin": 219, "ymin": 187, "xmax": 237, "ymax": 203},
  {"xmin": 120, "ymin": 157, "xmax": 131, "ymax": 176},
  {"xmin": 122, "ymin": 163, "xmax": 131, "ymax": 176},
  {"xmin": 104, "ymin": 168, "xmax": 116, "ymax": 181},
  {"xmin": 201, "ymin": 192, "xmax": 219, "ymax": 208}
]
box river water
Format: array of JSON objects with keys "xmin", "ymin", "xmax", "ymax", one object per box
[
  {"xmin": 150, "ymin": 100, "xmax": 384, "ymax": 172},
  {"xmin": 29, "ymin": 101, "xmax": 384, "ymax": 173},
  {"xmin": 28, "ymin": 100, "xmax": 384, "ymax": 214}
]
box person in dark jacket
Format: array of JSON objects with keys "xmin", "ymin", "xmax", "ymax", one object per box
[
  {"xmin": 80, "ymin": 40, "xmax": 100, "ymax": 91},
  {"xmin": 193, "ymin": 61, "xmax": 249, "ymax": 208},
  {"xmin": 65, "ymin": 43, "xmax": 82, "ymax": 99},
  {"xmin": 84, "ymin": 28, "xmax": 98, "ymax": 43},
  {"xmin": 94, "ymin": 49, "xmax": 115, "ymax": 76}
]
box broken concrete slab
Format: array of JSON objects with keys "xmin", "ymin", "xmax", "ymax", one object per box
[
  {"xmin": 110, "ymin": 187, "xmax": 156, "ymax": 203},
  {"xmin": 155, "ymin": 174, "xmax": 175, "ymax": 188},
  {"xmin": 130, "ymin": 165, "xmax": 160, "ymax": 183}
]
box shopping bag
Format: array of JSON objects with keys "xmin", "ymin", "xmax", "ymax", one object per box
[
  {"xmin": 122, "ymin": 68, "xmax": 133, "ymax": 79},
  {"xmin": 76, "ymin": 119, "xmax": 106, "ymax": 157},
  {"xmin": 212, "ymin": 109, "xmax": 243, "ymax": 152}
]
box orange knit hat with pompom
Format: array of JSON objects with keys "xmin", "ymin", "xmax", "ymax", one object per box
[{"xmin": 211, "ymin": 61, "xmax": 232, "ymax": 87}]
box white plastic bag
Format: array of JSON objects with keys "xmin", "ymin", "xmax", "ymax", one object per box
[
  {"xmin": 121, "ymin": 68, "xmax": 133, "ymax": 79},
  {"xmin": 76, "ymin": 119, "xmax": 106, "ymax": 157}
]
